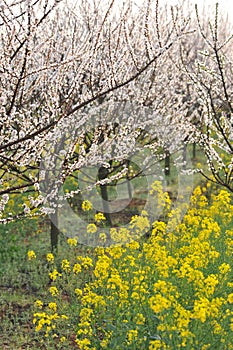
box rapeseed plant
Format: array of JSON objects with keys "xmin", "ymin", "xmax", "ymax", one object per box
[
  {"xmin": 29, "ymin": 181, "xmax": 233, "ymax": 349},
  {"xmin": 46, "ymin": 253, "xmax": 55, "ymax": 263},
  {"xmin": 94, "ymin": 212, "xmax": 106, "ymax": 223},
  {"xmin": 27, "ymin": 250, "xmax": 36, "ymax": 260},
  {"xmin": 81, "ymin": 200, "xmax": 93, "ymax": 212}
]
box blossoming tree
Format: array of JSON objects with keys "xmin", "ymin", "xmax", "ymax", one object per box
[
  {"xmin": 1, "ymin": 0, "xmax": 231, "ymax": 249},
  {"xmin": 176, "ymin": 2, "xmax": 233, "ymax": 191},
  {"xmin": 0, "ymin": 0, "xmax": 193, "ymax": 248}
]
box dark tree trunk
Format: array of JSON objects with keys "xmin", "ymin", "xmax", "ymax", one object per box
[
  {"xmin": 165, "ymin": 152, "xmax": 170, "ymax": 176},
  {"xmin": 192, "ymin": 143, "xmax": 196, "ymax": 160},
  {"xmin": 126, "ymin": 160, "xmax": 132, "ymax": 200},
  {"xmin": 98, "ymin": 166, "xmax": 112, "ymax": 226},
  {"xmin": 182, "ymin": 144, "xmax": 187, "ymax": 170},
  {"xmin": 127, "ymin": 179, "xmax": 132, "ymax": 200},
  {"xmin": 50, "ymin": 210, "xmax": 59, "ymax": 252}
]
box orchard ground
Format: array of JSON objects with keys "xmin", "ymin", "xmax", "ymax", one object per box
[{"xmin": 0, "ymin": 167, "xmax": 233, "ymax": 349}]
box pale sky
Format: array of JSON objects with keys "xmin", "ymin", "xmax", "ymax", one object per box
[
  {"xmin": 165, "ymin": 0, "xmax": 233, "ymax": 19},
  {"xmin": 67, "ymin": 0, "xmax": 233, "ymax": 23},
  {"xmin": 5, "ymin": 0, "xmax": 233, "ymax": 26}
]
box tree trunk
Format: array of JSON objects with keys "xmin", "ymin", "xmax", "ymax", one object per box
[
  {"xmin": 182, "ymin": 144, "xmax": 187, "ymax": 170},
  {"xmin": 50, "ymin": 210, "xmax": 59, "ymax": 252},
  {"xmin": 98, "ymin": 166, "xmax": 112, "ymax": 226},
  {"xmin": 165, "ymin": 152, "xmax": 170, "ymax": 176},
  {"xmin": 127, "ymin": 179, "xmax": 132, "ymax": 200},
  {"xmin": 192, "ymin": 143, "xmax": 196, "ymax": 160},
  {"xmin": 126, "ymin": 160, "xmax": 132, "ymax": 200}
]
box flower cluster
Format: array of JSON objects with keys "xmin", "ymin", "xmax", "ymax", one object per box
[
  {"xmin": 30, "ymin": 183, "xmax": 233, "ymax": 349},
  {"xmin": 27, "ymin": 250, "xmax": 36, "ymax": 260},
  {"xmin": 82, "ymin": 200, "xmax": 93, "ymax": 212}
]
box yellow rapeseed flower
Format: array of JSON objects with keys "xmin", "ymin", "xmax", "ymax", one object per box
[
  {"xmin": 48, "ymin": 302, "xmax": 57, "ymax": 312},
  {"xmin": 67, "ymin": 237, "xmax": 78, "ymax": 246},
  {"xmin": 149, "ymin": 339, "xmax": 164, "ymax": 350},
  {"xmin": 227, "ymin": 293, "xmax": 233, "ymax": 304},
  {"xmin": 46, "ymin": 253, "xmax": 54, "ymax": 264},
  {"xmin": 82, "ymin": 200, "xmax": 93, "ymax": 211},
  {"xmin": 127, "ymin": 329, "xmax": 138, "ymax": 345},
  {"xmin": 87, "ymin": 223, "xmax": 97, "ymax": 233},
  {"xmin": 75, "ymin": 288, "xmax": 83, "ymax": 297},
  {"xmin": 230, "ymin": 319, "xmax": 233, "ymax": 331},
  {"xmin": 34, "ymin": 300, "xmax": 43, "ymax": 309},
  {"xmin": 204, "ymin": 274, "xmax": 219, "ymax": 296},
  {"xmin": 49, "ymin": 269, "xmax": 62, "ymax": 281},
  {"xmin": 134, "ymin": 313, "xmax": 146, "ymax": 325},
  {"xmin": 61, "ymin": 259, "xmax": 71, "ymax": 272},
  {"xmin": 81, "ymin": 257, "xmax": 93, "ymax": 268},
  {"xmin": 61, "ymin": 314, "xmax": 69, "ymax": 320},
  {"xmin": 73, "ymin": 263, "xmax": 82, "ymax": 274},
  {"xmin": 94, "ymin": 212, "xmax": 106, "ymax": 223},
  {"xmin": 27, "ymin": 250, "xmax": 36, "ymax": 260},
  {"xmin": 99, "ymin": 232, "xmax": 107, "ymax": 242},
  {"xmin": 49, "ymin": 286, "xmax": 59, "ymax": 296},
  {"xmin": 149, "ymin": 294, "xmax": 172, "ymax": 313},
  {"xmin": 219, "ymin": 263, "xmax": 231, "ymax": 274},
  {"xmin": 75, "ymin": 337, "xmax": 91, "ymax": 349},
  {"xmin": 130, "ymin": 215, "xmax": 150, "ymax": 233}
]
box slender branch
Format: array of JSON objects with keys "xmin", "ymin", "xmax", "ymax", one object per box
[{"xmin": 0, "ymin": 39, "xmax": 176, "ymax": 152}]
